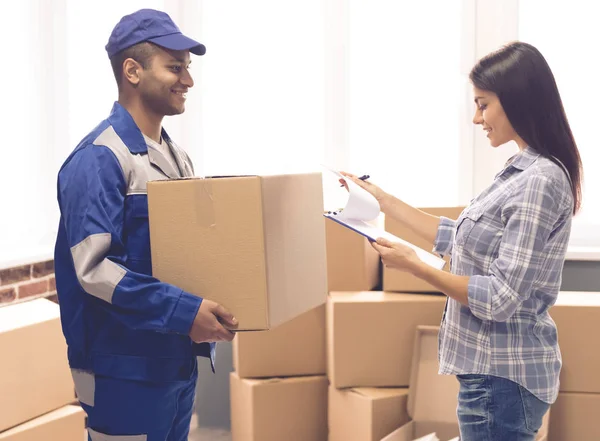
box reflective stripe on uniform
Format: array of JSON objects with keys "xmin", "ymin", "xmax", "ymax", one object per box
[{"xmin": 70, "ymin": 233, "xmax": 126, "ymax": 303}]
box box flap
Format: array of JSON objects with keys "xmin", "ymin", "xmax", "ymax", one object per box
[
  {"xmin": 0, "ymin": 298, "xmax": 59, "ymax": 333},
  {"xmin": 408, "ymin": 326, "xmax": 459, "ymax": 424}
]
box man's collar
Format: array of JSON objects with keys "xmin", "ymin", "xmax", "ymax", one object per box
[{"xmin": 106, "ymin": 102, "xmax": 152, "ymax": 154}]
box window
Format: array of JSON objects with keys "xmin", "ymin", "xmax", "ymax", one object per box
[
  {"xmin": 0, "ymin": 1, "xmax": 51, "ymax": 267},
  {"xmin": 347, "ymin": 1, "xmax": 464, "ymax": 207},
  {"xmin": 519, "ymin": 0, "xmax": 600, "ymax": 253},
  {"xmin": 199, "ymin": 0, "xmax": 326, "ymax": 177}
]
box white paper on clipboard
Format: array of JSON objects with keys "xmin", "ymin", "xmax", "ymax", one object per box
[{"xmin": 322, "ymin": 166, "xmax": 445, "ymax": 270}]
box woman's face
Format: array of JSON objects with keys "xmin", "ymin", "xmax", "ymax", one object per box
[{"xmin": 472, "ymin": 87, "xmax": 525, "ymax": 149}]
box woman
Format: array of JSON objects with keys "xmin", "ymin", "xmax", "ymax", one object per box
[{"xmin": 342, "ymin": 42, "xmax": 582, "ymax": 440}]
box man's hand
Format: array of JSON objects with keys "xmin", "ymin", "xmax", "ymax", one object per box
[{"xmin": 189, "ymin": 299, "xmax": 238, "ymax": 343}]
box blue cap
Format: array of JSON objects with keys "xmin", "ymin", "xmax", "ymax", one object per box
[{"xmin": 105, "ymin": 9, "xmax": 206, "ymax": 58}]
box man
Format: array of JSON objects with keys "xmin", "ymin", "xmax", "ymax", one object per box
[{"xmin": 54, "ymin": 9, "xmax": 237, "ymax": 440}]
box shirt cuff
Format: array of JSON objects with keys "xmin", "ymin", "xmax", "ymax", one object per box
[
  {"xmin": 467, "ymin": 275, "xmax": 494, "ymax": 321},
  {"xmin": 433, "ymin": 216, "xmax": 456, "ymax": 257},
  {"xmin": 468, "ymin": 274, "xmax": 519, "ymax": 322},
  {"xmin": 166, "ymin": 290, "xmax": 203, "ymax": 335}
]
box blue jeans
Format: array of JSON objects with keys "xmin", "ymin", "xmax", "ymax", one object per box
[{"xmin": 456, "ymin": 374, "xmax": 550, "ymax": 441}]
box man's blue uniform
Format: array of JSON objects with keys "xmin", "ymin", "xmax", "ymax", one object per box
[{"xmin": 55, "ymin": 102, "xmax": 214, "ymax": 440}]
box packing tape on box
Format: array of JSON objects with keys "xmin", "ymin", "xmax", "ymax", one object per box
[{"xmin": 194, "ymin": 177, "xmax": 216, "ymax": 227}]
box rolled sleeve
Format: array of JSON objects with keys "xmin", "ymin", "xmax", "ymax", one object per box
[
  {"xmin": 468, "ymin": 274, "xmax": 522, "ymax": 322},
  {"xmin": 467, "ymin": 174, "xmax": 566, "ymax": 322},
  {"xmin": 433, "ymin": 216, "xmax": 456, "ymax": 257}
]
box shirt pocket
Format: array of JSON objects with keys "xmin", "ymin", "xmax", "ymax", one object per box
[
  {"xmin": 455, "ymin": 208, "xmax": 483, "ymax": 248},
  {"xmin": 455, "ymin": 206, "xmax": 504, "ymax": 261},
  {"xmin": 124, "ymin": 196, "xmax": 151, "ymax": 268}
]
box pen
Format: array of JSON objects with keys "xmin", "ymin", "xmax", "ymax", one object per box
[{"xmin": 340, "ymin": 174, "xmax": 370, "ymax": 187}]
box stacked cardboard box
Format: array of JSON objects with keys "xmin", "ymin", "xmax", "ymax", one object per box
[
  {"xmin": 150, "ymin": 172, "xmax": 332, "ymax": 440},
  {"xmin": 0, "ymin": 298, "xmax": 84, "ymax": 440},
  {"xmin": 226, "ymin": 201, "xmax": 464, "ymax": 440},
  {"xmin": 548, "ymin": 291, "xmax": 600, "ymax": 441},
  {"xmin": 328, "ymin": 386, "xmax": 410, "ymax": 441},
  {"xmin": 325, "ymin": 217, "xmax": 382, "ymax": 292},
  {"xmin": 326, "ymin": 292, "xmax": 446, "ymax": 389},
  {"xmin": 327, "ymin": 294, "xmax": 449, "ymax": 440},
  {"xmin": 379, "ymin": 326, "xmax": 460, "ymax": 441},
  {"xmin": 230, "ymin": 305, "xmax": 329, "ymax": 441},
  {"xmin": 325, "ymin": 206, "xmax": 459, "ymax": 440},
  {"xmin": 228, "ymin": 213, "xmax": 382, "ymax": 440},
  {"xmin": 149, "ymin": 173, "xmax": 332, "ymax": 439},
  {"xmin": 383, "ymin": 207, "xmax": 464, "ymax": 293}
]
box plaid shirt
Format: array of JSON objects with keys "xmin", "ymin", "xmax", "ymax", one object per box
[{"xmin": 434, "ymin": 147, "xmax": 573, "ymax": 403}]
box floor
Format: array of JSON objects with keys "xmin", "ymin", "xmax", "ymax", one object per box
[{"xmin": 188, "ymin": 427, "xmax": 232, "ymax": 441}]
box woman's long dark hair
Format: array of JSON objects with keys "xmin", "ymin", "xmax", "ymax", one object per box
[{"xmin": 470, "ymin": 41, "xmax": 582, "ymax": 214}]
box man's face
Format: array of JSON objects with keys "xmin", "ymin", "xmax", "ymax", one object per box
[{"xmin": 137, "ymin": 47, "xmax": 194, "ymax": 117}]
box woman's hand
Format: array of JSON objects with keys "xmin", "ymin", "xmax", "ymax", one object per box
[
  {"xmin": 372, "ymin": 238, "xmax": 471, "ymax": 306},
  {"xmin": 338, "ymin": 172, "xmax": 390, "ymax": 210},
  {"xmin": 371, "ymin": 237, "xmax": 422, "ymax": 274}
]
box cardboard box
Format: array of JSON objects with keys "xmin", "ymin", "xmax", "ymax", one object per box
[
  {"xmin": 0, "ymin": 405, "xmax": 85, "ymax": 441},
  {"xmin": 549, "ymin": 392, "xmax": 600, "ymax": 441},
  {"xmin": 328, "ymin": 386, "xmax": 409, "ymax": 441},
  {"xmin": 0, "ymin": 299, "xmax": 76, "ymax": 432},
  {"xmin": 383, "ymin": 207, "xmax": 465, "ymax": 293},
  {"xmin": 327, "ymin": 292, "xmax": 446, "ymax": 388},
  {"xmin": 379, "ymin": 326, "xmax": 460, "ymax": 441},
  {"xmin": 148, "ymin": 173, "xmax": 328, "ymax": 331},
  {"xmin": 233, "ymin": 304, "xmax": 325, "ymax": 378},
  {"xmin": 326, "ymin": 216, "xmax": 381, "ymax": 291},
  {"xmin": 230, "ymin": 373, "xmax": 327, "ymax": 441},
  {"xmin": 549, "ymin": 291, "xmax": 600, "ymax": 392}
]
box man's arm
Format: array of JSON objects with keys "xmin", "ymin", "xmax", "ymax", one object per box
[{"xmin": 58, "ymin": 144, "xmax": 234, "ymax": 339}]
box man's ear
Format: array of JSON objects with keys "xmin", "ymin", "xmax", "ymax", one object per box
[{"xmin": 123, "ymin": 58, "xmax": 142, "ymax": 87}]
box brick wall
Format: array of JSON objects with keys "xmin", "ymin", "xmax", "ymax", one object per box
[{"xmin": 0, "ymin": 260, "xmax": 57, "ymax": 307}]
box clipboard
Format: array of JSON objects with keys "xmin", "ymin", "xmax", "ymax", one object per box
[{"xmin": 322, "ymin": 166, "xmax": 445, "ymax": 271}]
